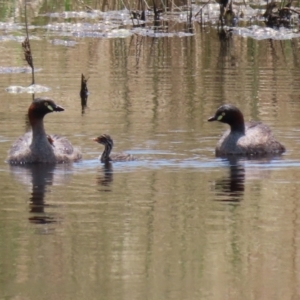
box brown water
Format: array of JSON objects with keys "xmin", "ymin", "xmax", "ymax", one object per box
[{"xmin": 1, "ymin": 2, "xmax": 300, "ymax": 300}]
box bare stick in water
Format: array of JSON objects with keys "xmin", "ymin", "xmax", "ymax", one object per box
[
  {"xmin": 22, "ymin": 2, "xmax": 35, "ymax": 85},
  {"xmin": 80, "ymin": 74, "xmax": 89, "ymax": 114}
]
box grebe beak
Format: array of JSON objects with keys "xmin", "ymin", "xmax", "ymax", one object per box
[
  {"xmin": 208, "ymin": 116, "xmax": 216, "ymax": 122},
  {"xmin": 53, "ymin": 104, "xmax": 64, "ymax": 112}
]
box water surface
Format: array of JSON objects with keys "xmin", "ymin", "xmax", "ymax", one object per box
[{"xmin": 1, "ymin": 2, "xmax": 300, "ymax": 300}]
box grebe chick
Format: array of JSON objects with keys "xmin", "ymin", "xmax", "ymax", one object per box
[
  {"xmin": 93, "ymin": 134, "xmax": 135, "ymax": 163},
  {"xmin": 208, "ymin": 104, "xmax": 285, "ymax": 156},
  {"xmin": 8, "ymin": 98, "xmax": 82, "ymax": 164}
]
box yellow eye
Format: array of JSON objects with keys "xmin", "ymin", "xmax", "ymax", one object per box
[
  {"xmin": 44, "ymin": 102, "xmax": 53, "ymax": 111},
  {"xmin": 217, "ymin": 112, "xmax": 226, "ymax": 121}
]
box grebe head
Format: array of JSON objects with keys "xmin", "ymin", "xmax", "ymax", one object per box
[
  {"xmin": 93, "ymin": 134, "xmax": 114, "ymax": 147},
  {"xmin": 208, "ymin": 104, "xmax": 245, "ymax": 133},
  {"xmin": 28, "ymin": 98, "xmax": 64, "ymax": 120}
]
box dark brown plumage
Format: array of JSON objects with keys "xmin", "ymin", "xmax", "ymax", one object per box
[
  {"xmin": 8, "ymin": 98, "xmax": 82, "ymax": 164},
  {"xmin": 208, "ymin": 104, "xmax": 285, "ymax": 156},
  {"xmin": 93, "ymin": 134, "xmax": 135, "ymax": 163}
]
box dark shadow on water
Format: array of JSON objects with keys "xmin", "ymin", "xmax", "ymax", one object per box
[
  {"xmin": 214, "ymin": 157, "xmax": 245, "ymax": 203},
  {"xmin": 213, "ymin": 155, "xmax": 284, "ymax": 203},
  {"xmin": 97, "ymin": 162, "xmax": 113, "ymax": 191},
  {"xmin": 217, "ymin": 27, "xmax": 235, "ymax": 69},
  {"xmin": 10, "ymin": 164, "xmax": 72, "ymax": 225}
]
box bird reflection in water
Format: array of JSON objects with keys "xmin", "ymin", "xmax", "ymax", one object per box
[
  {"xmin": 214, "ymin": 156, "xmax": 280, "ymax": 202},
  {"xmin": 214, "ymin": 157, "xmax": 245, "ymax": 202},
  {"xmin": 97, "ymin": 162, "xmax": 113, "ymax": 191},
  {"xmin": 10, "ymin": 164, "xmax": 71, "ymax": 225}
]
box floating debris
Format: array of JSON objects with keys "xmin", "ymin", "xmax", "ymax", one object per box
[
  {"xmin": 107, "ymin": 29, "xmax": 132, "ymax": 38},
  {"xmin": 132, "ymin": 28, "xmax": 194, "ymax": 37},
  {"xmin": 0, "ymin": 35, "xmax": 40, "ymax": 42},
  {"xmin": 72, "ymin": 31, "xmax": 108, "ymax": 38},
  {"xmin": 43, "ymin": 22, "xmax": 118, "ymax": 32},
  {"xmin": 21, "ymin": 3, "xmax": 300, "ymax": 42},
  {"xmin": 50, "ymin": 39, "xmax": 78, "ymax": 47},
  {"xmin": 6, "ymin": 84, "xmax": 51, "ymax": 94},
  {"xmin": 232, "ymin": 25, "xmax": 300, "ymax": 40},
  {"xmin": 41, "ymin": 10, "xmax": 103, "ymax": 19},
  {"xmin": 0, "ymin": 22, "xmax": 23, "ymax": 30},
  {"xmin": 0, "ymin": 66, "xmax": 41, "ymax": 74},
  {"xmin": 71, "ymin": 28, "xmax": 132, "ymax": 38}
]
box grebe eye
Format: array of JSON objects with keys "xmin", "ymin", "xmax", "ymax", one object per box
[
  {"xmin": 44, "ymin": 102, "xmax": 54, "ymax": 111},
  {"xmin": 217, "ymin": 112, "xmax": 226, "ymax": 121}
]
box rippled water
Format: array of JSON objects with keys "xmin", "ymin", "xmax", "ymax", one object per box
[{"xmin": 1, "ymin": 1, "xmax": 300, "ymax": 299}]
